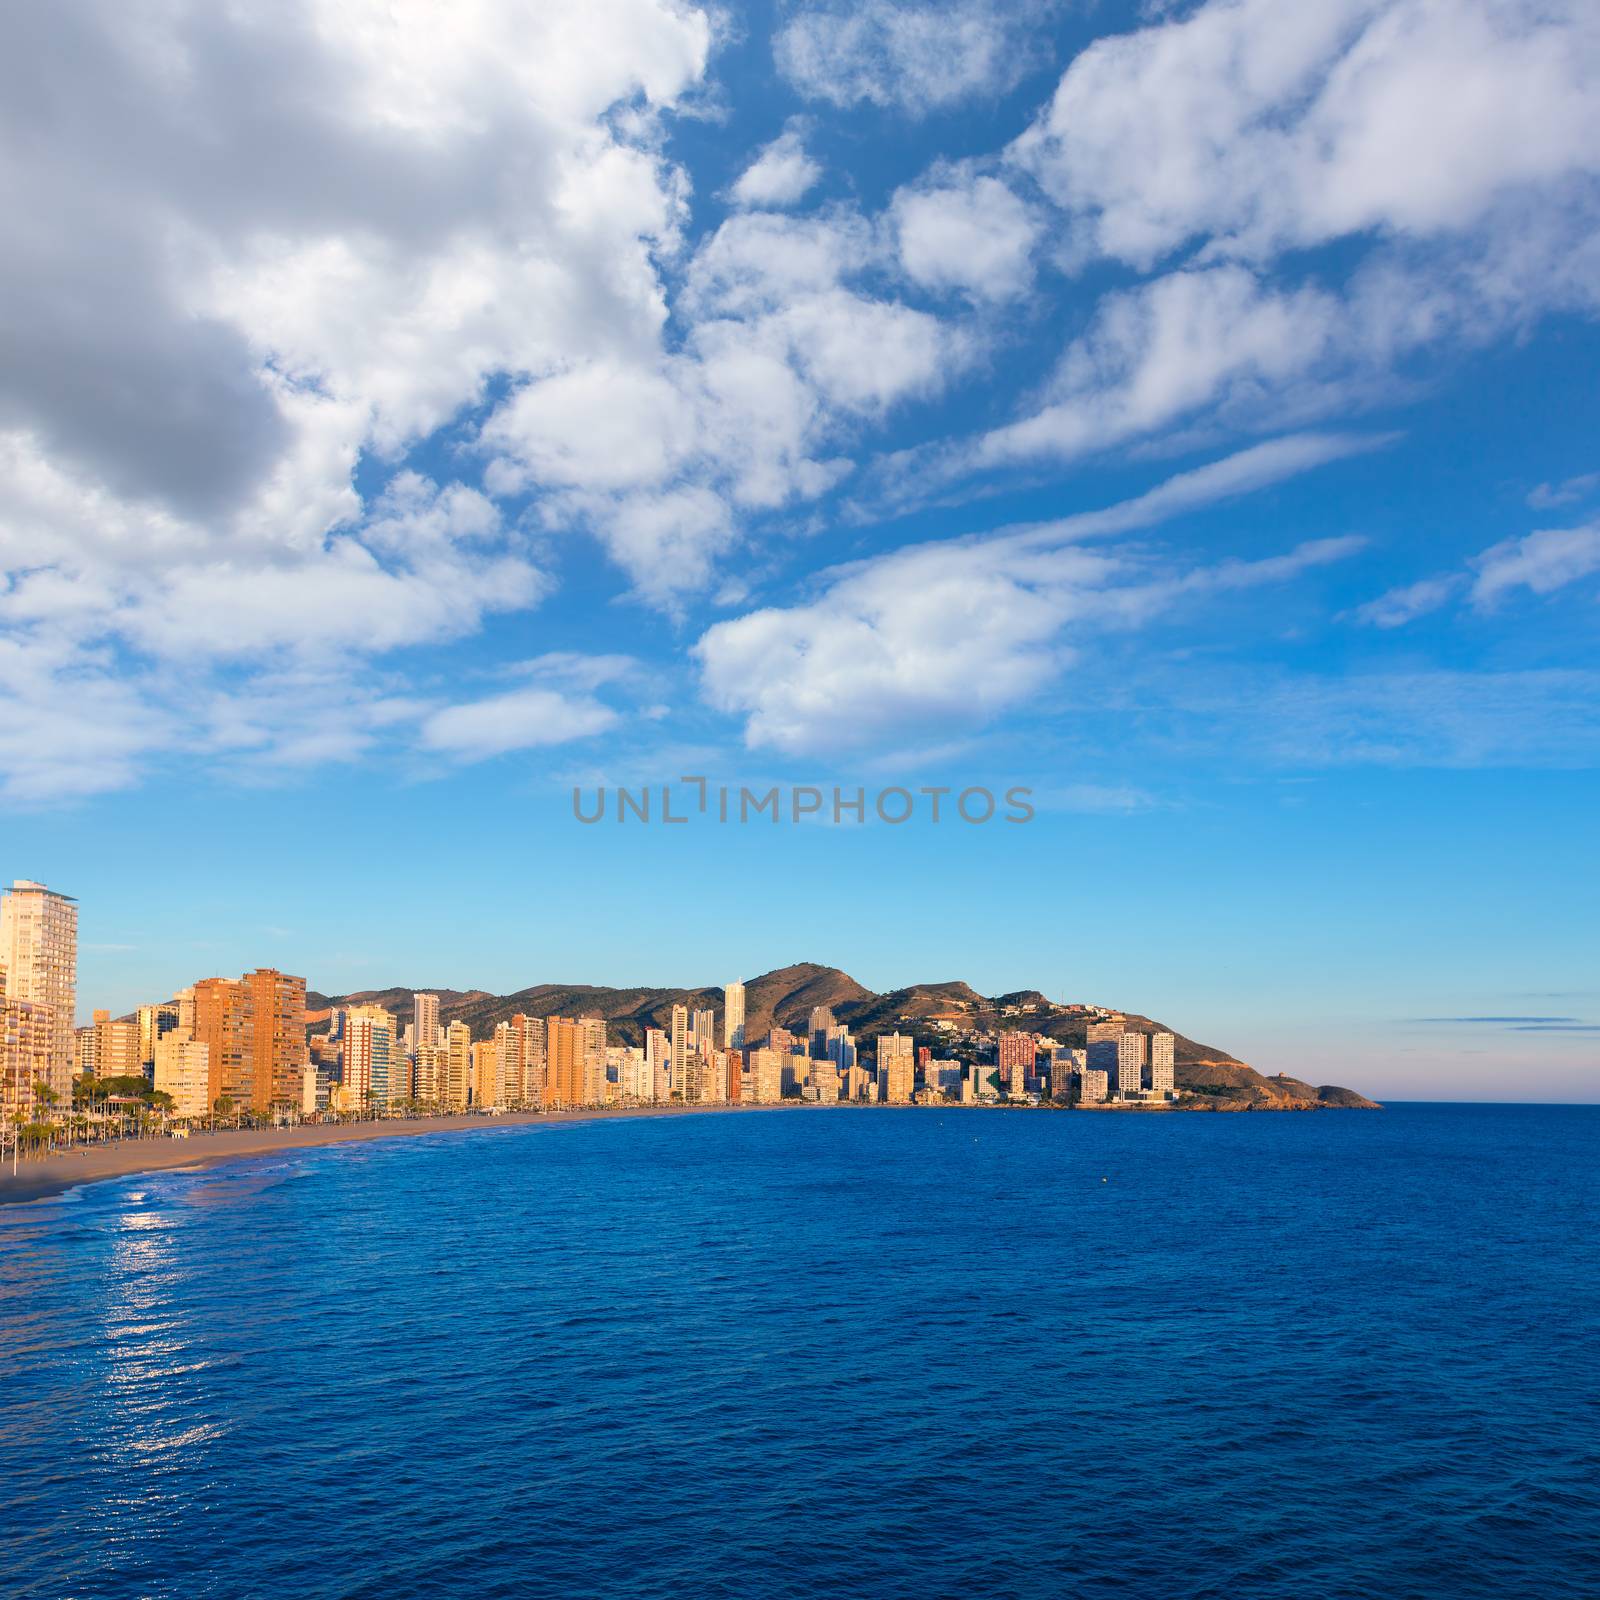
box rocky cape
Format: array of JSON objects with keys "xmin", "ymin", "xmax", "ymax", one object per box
[{"xmin": 310, "ymin": 962, "xmax": 1379, "ymax": 1111}]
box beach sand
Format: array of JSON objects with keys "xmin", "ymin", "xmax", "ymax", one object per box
[{"xmin": 0, "ymin": 1103, "xmax": 773, "ymax": 1206}]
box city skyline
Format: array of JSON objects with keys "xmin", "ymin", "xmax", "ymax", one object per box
[{"xmin": 2, "ymin": 870, "xmax": 1590, "ymax": 1108}]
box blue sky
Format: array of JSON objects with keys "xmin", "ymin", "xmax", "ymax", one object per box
[{"xmin": 1, "ymin": 0, "xmax": 1597, "ymax": 1101}]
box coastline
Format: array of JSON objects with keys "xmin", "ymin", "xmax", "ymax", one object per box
[
  {"xmin": 0, "ymin": 1094, "xmax": 1379, "ymax": 1208},
  {"xmin": 0, "ymin": 1103, "xmax": 775, "ymax": 1207}
]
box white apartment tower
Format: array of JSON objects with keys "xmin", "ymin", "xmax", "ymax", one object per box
[
  {"xmin": 0, "ymin": 880, "xmax": 78, "ymax": 1100},
  {"xmin": 645, "ymin": 1027, "xmax": 669, "ymax": 1102},
  {"xmin": 670, "ymin": 1004, "xmax": 691, "ymax": 1100},
  {"xmin": 1115, "ymin": 1032, "xmax": 1149, "ymax": 1099},
  {"xmin": 878, "ymin": 1032, "xmax": 915, "ymax": 1104},
  {"xmin": 1150, "ymin": 1032, "xmax": 1176, "ymax": 1099},
  {"xmin": 724, "ymin": 981, "xmax": 746, "ymax": 1050},
  {"xmin": 413, "ymin": 993, "xmax": 441, "ymax": 1052}
]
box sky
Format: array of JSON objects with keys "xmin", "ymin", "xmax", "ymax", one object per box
[{"xmin": 1, "ymin": 0, "xmax": 1597, "ymax": 1102}]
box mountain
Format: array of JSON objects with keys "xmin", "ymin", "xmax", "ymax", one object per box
[{"xmin": 310, "ymin": 963, "xmax": 1379, "ymax": 1108}]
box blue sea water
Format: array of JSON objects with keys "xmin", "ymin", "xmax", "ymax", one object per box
[{"xmin": 1, "ymin": 1103, "xmax": 1596, "ymax": 1600}]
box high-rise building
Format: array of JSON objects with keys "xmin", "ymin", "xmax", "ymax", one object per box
[
  {"xmin": 547, "ymin": 1017, "xmax": 581, "ymax": 1108},
  {"xmin": 808, "ymin": 1006, "xmax": 836, "ymax": 1058},
  {"xmin": 645, "ymin": 1027, "xmax": 669, "ymax": 1102},
  {"xmin": 878, "ymin": 1032, "xmax": 914, "ymax": 1104},
  {"xmin": 494, "ymin": 1018, "xmax": 523, "ymax": 1107},
  {"xmin": 190, "ymin": 977, "xmax": 247, "ymax": 1112},
  {"xmin": 344, "ymin": 1004, "xmax": 398, "ymax": 1109},
  {"xmin": 137, "ymin": 1002, "xmax": 179, "ymax": 1082},
  {"xmin": 724, "ymin": 981, "xmax": 745, "ymax": 1050},
  {"xmin": 997, "ymin": 1031, "xmax": 1036, "ymax": 1092},
  {"xmin": 1150, "ymin": 1032, "xmax": 1176, "ymax": 1099},
  {"xmin": 521, "ymin": 1015, "xmax": 547, "ymax": 1105},
  {"xmin": 444, "ymin": 1021, "xmax": 472, "ymax": 1111},
  {"xmin": 241, "ymin": 969, "xmax": 308, "ymax": 1115},
  {"xmin": 1, "ymin": 965, "xmax": 54, "ymax": 1123},
  {"xmin": 825, "ymin": 1025, "xmax": 856, "ymax": 1072},
  {"xmin": 1080, "ymin": 1067, "xmax": 1109, "ymax": 1104},
  {"xmin": 153, "ymin": 1029, "xmax": 210, "ymax": 1119},
  {"xmin": 1085, "ymin": 1038, "xmax": 1119, "ymax": 1091},
  {"xmin": 413, "ymin": 993, "xmax": 441, "ymax": 1053},
  {"xmin": 76, "ymin": 1010, "xmax": 140, "ymax": 1080},
  {"xmin": 0, "ymin": 880, "xmax": 77, "ymax": 1100},
  {"xmin": 1115, "ymin": 1032, "xmax": 1148, "ymax": 1099},
  {"xmin": 669, "ymin": 1005, "xmax": 691, "ymax": 1102},
  {"xmin": 413, "ymin": 1043, "xmax": 443, "ymax": 1104},
  {"xmin": 580, "ymin": 1017, "xmax": 607, "ymax": 1105},
  {"xmin": 749, "ymin": 1046, "xmax": 783, "ymax": 1104},
  {"xmin": 471, "ymin": 1040, "xmax": 500, "ymax": 1109},
  {"xmin": 1048, "ymin": 1045, "xmax": 1087, "ymax": 1099}
]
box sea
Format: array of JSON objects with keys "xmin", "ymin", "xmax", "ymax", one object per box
[{"xmin": 0, "ymin": 1103, "xmax": 1595, "ymax": 1600}]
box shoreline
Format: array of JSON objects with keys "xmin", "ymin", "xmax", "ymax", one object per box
[
  {"xmin": 0, "ymin": 1095, "xmax": 1381, "ymax": 1208},
  {"xmin": 0, "ymin": 1103, "xmax": 777, "ymax": 1207}
]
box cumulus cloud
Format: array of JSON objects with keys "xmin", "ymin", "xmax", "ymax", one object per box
[
  {"xmin": 730, "ymin": 122, "xmax": 822, "ymax": 208},
  {"xmin": 1011, "ymin": 0, "xmax": 1600, "ymax": 267},
  {"xmin": 893, "ymin": 174, "xmax": 1040, "ymax": 301},
  {"xmin": 0, "ymin": 0, "xmax": 712, "ymax": 796},
  {"xmin": 775, "ymin": 1, "xmax": 1057, "ymax": 116},
  {"xmin": 481, "ymin": 208, "xmax": 965, "ymax": 601}
]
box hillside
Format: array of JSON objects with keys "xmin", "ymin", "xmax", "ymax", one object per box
[{"xmin": 311, "ymin": 964, "xmax": 1377, "ymax": 1108}]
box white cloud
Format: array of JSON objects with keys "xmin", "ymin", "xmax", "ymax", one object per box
[
  {"xmin": 730, "ymin": 122, "xmax": 822, "ymax": 208},
  {"xmin": 893, "ymin": 175, "xmax": 1040, "ymax": 301},
  {"xmin": 1012, "ymin": 0, "xmax": 1600, "ymax": 268},
  {"xmin": 695, "ymin": 439, "xmax": 1367, "ymax": 754},
  {"xmin": 419, "ymin": 686, "xmax": 621, "ymax": 760},
  {"xmin": 1472, "ymin": 522, "xmax": 1600, "ymax": 607},
  {"xmin": 481, "ymin": 209, "xmax": 965, "ymax": 601},
  {"xmin": 1527, "ymin": 472, "xmax": 1600, "ymax": 510},
  {"xmin": 0, "ymin": 0, "xmax": 714, "ymax": 795},
  {"xmin": 1350, "ymin": 574, "xmax": 1465, "ymax": 628},
  {"xmin": 775, "ymin": 1, "xmax": 1056, "ymax": 116},
  {"xmin": 975, "ymin": 265, "xmax": 1343, "ymax": 466}
]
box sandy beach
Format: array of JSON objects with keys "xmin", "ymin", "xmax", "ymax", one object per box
[{"xmin": 0, "ymin": 1103, "xmax": 772, "ymax": 1207}]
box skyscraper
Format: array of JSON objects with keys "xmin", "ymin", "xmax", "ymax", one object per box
[
  {"xmin": 345, "ymin": 1004, "xmax": 398, "ymax": 1109},
  {"xmin": 547, "ymin": 1017, "xmax": 579, "ymax": 1107},
  {"xmin": 0, "ymin": 965, "xmax": 53, "ymax": 1123},
  {"xmin": 669, "ymin": 1004, "xmax": 691, "ymax": 1101},
  {"xmin": 580, "ymin": 1017, "xmax": 607, "ymax": 1104},
  {"xmin": 748, "ymin": 1046, "xmax": 782, "ymax": 1104},
  {"xmin": 645, "ymin": 1027, "xmax": 668, "ymax": 1102},
  {"xmin": 471, "ymin": 1040, "xmax": 500, "ymax": 1109},
  {"xmin": 1115, "ymin": 1032, "xmax": 1148, "ymax": 1099},
  {"xmin": 878, "ymin": 1032, "xmax": 914, "ymax": 1104},
  {"xmin": 997, "ymin": 1031, "xmax": 1036, "ymax": 1092},
  {"xmin": 808, "ymin": 1005, "xmax": 835, "ymax": 1058},
  {"xmin": 1150, "ymin": 1033, "xmax": 1176, "ymax": 1098},
  {"xmin": 414, "ymin": 993, "xmax": 441, "ymax": 1053},
  {"xmin": 241, "ymin": 969, "xmax": 309, "ymax": 1115},
  {"xmin": 444, "ymin": 1021, "xmax": 472, "ymax": 1111},
  {"xmin": 0, "ymin": 880, "xmax": 77, "ymax": 1100},
  {"xmin": 724, "ymin": 980, "xmax": 745, "ymax": 1050}
]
